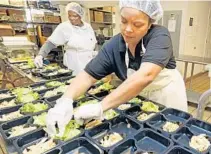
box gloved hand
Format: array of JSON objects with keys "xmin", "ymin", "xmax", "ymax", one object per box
[
  {"xmin": 46, "ymin": 97, "xmax": 73, "ymax": 137},
  {"xmin": 34, "ymin": 55, "xmax": 43, "ymax": 68},
  {"xmin": 74, "ymin": 103, "xmax": 104, "ymax": 123}
]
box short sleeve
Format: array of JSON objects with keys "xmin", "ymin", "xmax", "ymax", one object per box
[
  {"xmin": 84, "ymin": 43, "xmax": 113, "ymax": 80},
  {"xmin": 48, "ymin": 22, "xmax": 71, "ymax": 46},
  {"xmin": 142, "ymin": 33, "xmax": 173, "ymax": 68}
]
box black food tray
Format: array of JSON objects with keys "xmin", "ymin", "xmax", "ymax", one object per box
[
  {"xmin": 165, "ymin": 146, "xmax": 197, "ymax": 154},
  {"xmin": 134, "ymin": 128, "xmax": 173, "ymax": 154},
  {"xmin": 40, "ymin": 70, "xmax": 72, "ymax": 80},
  {"xmin": 161, "ymin": 108, "xmax": 192, "ymax": 123},
  {"xmin": 0, "ymin": 96, "xmax": 17, "ymax": 111},
  {"xmin": 13, "ymin": 128, "xmax": 61, "ymax": 154},
  {"xmin": 172, "ymin": 126, "xmax": 211, "ymax": 154},
  {"xmin": 0, "ymin": 115, "xmax": 38, "ymax": 143},
  {"xmin": 186, "ymin": 118, "xmax": 211, "ymax": 137},
  {"xmin": 146, "ymin": 113, "xmax": 183, "ymax": 137}
]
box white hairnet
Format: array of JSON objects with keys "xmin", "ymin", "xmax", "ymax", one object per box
[
  {"xmin": 119, "ymin": 0, "xmax": 163, "ymax": 23},
  {"xmin": 65, "ymin": 2, "xmax": 84, "ymax": 17}
]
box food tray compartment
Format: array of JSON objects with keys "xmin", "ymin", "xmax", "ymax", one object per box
[
  {"xmin": 124, "ymin": 105, "xmax": 142, "ymax": 117},
  {"xmin": 14, "ymin": 129, "xmax": 61, "ymax": 154},
  {"xmin": 146, "ymin": 114, "xmax": 183, "ymax": 137},
  {"xmin": 139, "ymin": 100, "xmax": 166, "ymax": 112},
  {"xmin": 124, "ymin": 105, "xmax": 158, "ymax": 123},
  {"xmin": 40, "ymin": 70, "xmax": 72, "ymax": 80},
  {"xmin": 0, "ymin": 89, "xmax": 14, "ymax": 100},
  {"xmin": 109, "ymin": 115, "xmax": 142, "ymax": 137},
  {"xmin": 45, "ymin": 80, "xmax": 65, "ymax": 88},
  {"xmin": 45, "ymin": 94, "xmax": 62, "ymax": 107},
  {"xmin": 44, "ymin": 148, "xmax": 61, "ymax": 154},
  {"xmin": 172, "ymin": 126, "xmax": 211, "ymax": 154},
  {"xmin": 41, "ymin": 88, "xmax": 63, "ymax": 99},
  {"xmin": 29, "ymin": 110, "xmax": 47, "ymax": 128},
  {"xmin": 0, "ymin": 100, "xmax": 50, "ymax": 123},
  {"xmin": 18, "ymin": 100, "xmax": 51, "ymax": 115},
  {"xmin": 75, "ymin": 96, "xmax": 100, "ymax": 108},
  {"xmin": 29, "ymin": 82, "xmax": 48, "ymax": 93},
  {"xmin": 116, "ymin": 103, "xmax": 134, "ymax": 113},
  {"xmin": 0, "ymin": 115, "xmax": 38, "ymax": 142},
  {"xmin": 0, "ymin": 105, "xmax": 23, "ymax": 123},
  {"xmin": 161, "ymin": 108, "xmax": 192, "ymax": 123},
  {"xmin": 108, "ymin": 139, "xmax": 138, "ymax": 154},
  {"xmin": 90, "ymin": 90, "xmax": 110, "ymax": 100},
  {"xmin": 31, "ymin": 69, "xmax": 53, "ymax": 77},
  {"xmin": 186, "ymin": 118, "xmax": 211, "ymax": 137},
  {"xmin": 0, "ymin": 96, "xmax": 17, "ymax": 110},
  {"xmin": 59, "ymin": 76, "xmax": 75, "ymax": 85},
  {"xmin": 13, "ymin": 128, "xmax": 47, "ymax": 149},
  {"xmin": 165, "ymin": 146, "xmax": 197, "ymax": 154},
  {"xmin": 127, "ymin": 96, "xmax": 146, "ymax": 104},
  {"xmin": 85, "ymin": 122, "xmax": 125, "ymax": 152},
  {"xmin": 60, "ymin": 137, "xmax": 103, "ymax": 154},
  {"xmin": 134, "ymin": 128, "xmax": 173, "ymax": 154},
  {"xmin": 104, "ymin": 109, "xmax": 120, "ymax": 121}
]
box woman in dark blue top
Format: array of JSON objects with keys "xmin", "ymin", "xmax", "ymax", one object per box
[{"xmin": 46, "ymin": 0, "xmax": 187, "ymax": 136}]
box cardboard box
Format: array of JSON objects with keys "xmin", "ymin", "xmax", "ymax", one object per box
[
  {"xmin": 94, "ymin": 11, "xmax": 103, "ymax": 23},
  {"xmin": 13, "ymin": 14, "xmax": 25, "ymax": 21},
  {"xmin": 90, "ymin": 10, "xmax": 94, "ymax": 22},
  {"xmin": 103, "ymin": 13, "xmax": 112, "ymax": 23},
  {"xmin": 44, "ymin": 15, "xmax": 60, "ymax": 23},
  {"xmin": 32, "ymin": 16, "xmax": 44, "ymax": 22},
  {"xmin": 7, "ymin": 9, "xmax": 25, "ymax": 16},
  {"xmin": 103, "ymin": 6, "xmax": 112, "ymax": 12},
  {"xmin": 0, "ymin": 24, "xmax": 15, "ymax": 36},
  {"xmin": 0, "ymin": 8, "xmax": 7, "ymax": 15}
]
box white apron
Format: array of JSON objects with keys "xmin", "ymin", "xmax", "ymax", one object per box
[
  {"xmin": 126, "ymin": 41, "xmax": 188, "ymax": 112},
  {"xmin": 63, "ymin": 25, "xmax": 96, "ymax": 75}
]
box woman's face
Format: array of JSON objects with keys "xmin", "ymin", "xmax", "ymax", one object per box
[
  {"xmin": 68, "ymin": 10, "xmax": 82, "ymax": 26},
  {"xmin": 120, "ymin": 7, "xmax": 151, "ymax": 45}
]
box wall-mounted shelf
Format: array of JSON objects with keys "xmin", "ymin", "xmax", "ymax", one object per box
[
  {"xmin": 0, "ymin": 20, "xmax": 60, "ymax": 25},
  {"xmin": 0, "ymin": 4, "xmax": 60, "ymax": 13},
  {"xmin": 91, "ymin": 21, "xmax": 114, "ymax": 25},
  {"xmin": 89, "ymin": 8, "xmax": 112, "ymax": 14},
  {"xmin": 0, "ymin": 1, "xmax": 61, "ymax": 47}
]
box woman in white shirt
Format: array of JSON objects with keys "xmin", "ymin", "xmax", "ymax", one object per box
[{"xmin": 34, "ymin": 2, "xmax": 97, "ymax": 75}]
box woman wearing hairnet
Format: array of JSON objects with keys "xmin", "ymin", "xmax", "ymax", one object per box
[
  {"xmin": 46, "ymin": 0, "xmax": 187, "ymax": 136},
  {"xmin": 34, "ymin": 2, "xmax": 97, "ymax": 75}
]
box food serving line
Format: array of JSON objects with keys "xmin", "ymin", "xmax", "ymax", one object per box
[{"xmin": 0, "ymin": 73, "xmax": 211, "ymax": 154}]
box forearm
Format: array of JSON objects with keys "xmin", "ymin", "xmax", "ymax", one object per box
[
  {"xmin": 101, "ymin": 71, "xmax": 152, "ymax": 111},
  {"xmin": 63, "ymin": 71, "xmax": 97, "ymax": 100},
  {"xmin": 38, "ymin": 41, "xmax": 57, "ymax": 58},
  {"xmin": 101, "ymin": 62, "xmax": 162, "ymax": 111}
]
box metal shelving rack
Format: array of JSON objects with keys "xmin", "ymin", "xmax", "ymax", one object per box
[{"xmin": 0, "ymin": 2, "xmax": 61, "ymax": 46}]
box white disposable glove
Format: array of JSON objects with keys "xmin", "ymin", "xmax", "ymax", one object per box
[
  {"xmin": 34, "ymin": 55, "xmax": 43, "ymax": 68},
  {"xmin": 46, "ymin": 97, "xmax": 73, "ymax": 137},
  {"xmin": 74, "ymin": 103, "xmax": 104, "ymax": 123}
]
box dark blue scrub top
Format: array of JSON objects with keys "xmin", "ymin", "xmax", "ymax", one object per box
[{"xmin": 85, "ymin": 24, "xmax": 176, "ymax": 81}]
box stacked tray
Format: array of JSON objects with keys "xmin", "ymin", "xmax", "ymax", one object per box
[{"xmin": 31, "ymin": 67, "xmax": 73, "ymax": 80}]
